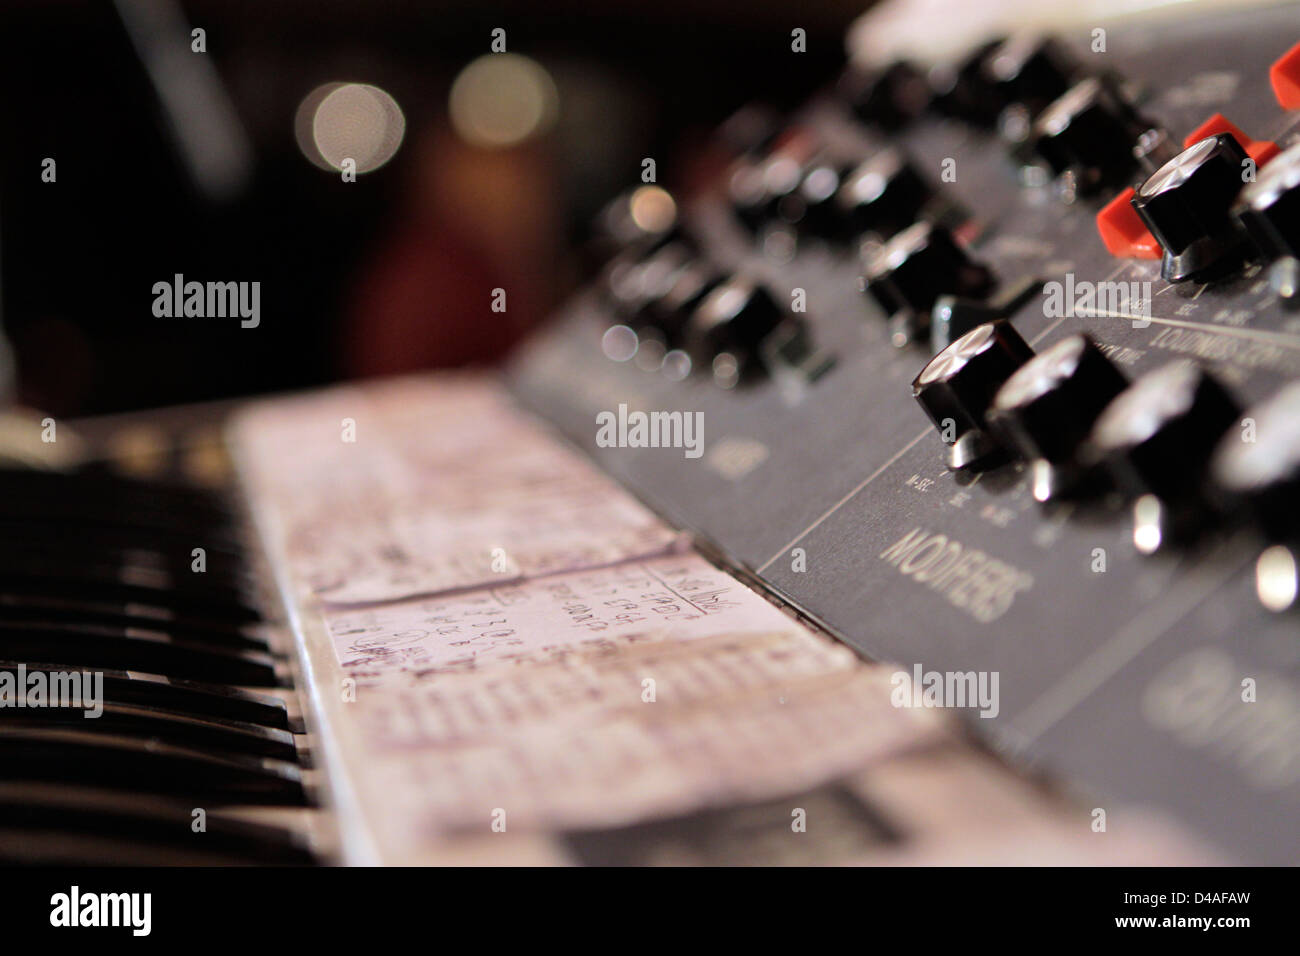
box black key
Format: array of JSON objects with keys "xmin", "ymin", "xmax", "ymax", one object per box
[
  {"xmin": 0, "ymin": 544, "xmax": 252, "ymax": 597},
  {"xmin": 0, "ymin": 726, "xmax": 307, "ymax": 805},
  {"xmin": 0, "ymin": 468, "xmax": 237, "ymax": 525},
  {"xmin": 0, "ymin": 621, "xmax": 281, "ymax": 686},
  {"xmin": 0, "ymin": 701, "xmax": 300, "ymax": 762},
  {"xmin": 0, "ymin": 592, "xmax": 269, "ymax": 651},
  {"xmin": 0, "ymin": 660, "xmax": 292, "ymax": 729},
  {"xmin": 0, "ymin": 563, "xmax": 261, "ymax": 623},
  {"xmin": 0, "ymin": 782, "xmax": 316, "ymax": 864},
  {"xmin": 0, "ymin": 785, "xmax": 315, "ymax": 868},
  {"xmin": 0, "ymin": 515, "xmax": 244, "ymax": 558}
]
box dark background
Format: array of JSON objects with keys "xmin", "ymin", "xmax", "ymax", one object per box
[{"xmin": 0, "ymin": 0, "xmax": 862, "ymax": 416}]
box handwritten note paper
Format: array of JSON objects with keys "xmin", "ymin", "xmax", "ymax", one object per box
[
  {"xmin": 233, "ymin": 375, "xmax": 678, "ymax": 603},
  {"xmin": 233, "ymin": 371, "xmax": 952, "ymax": 855},
  {"xmin": 322, "ymin": 553, "xmax": 946, "ymax": 836},
  {"xmin": 323, "ymin": 553, "xmax": 812, "ymax": 679},
  {"xmin": 349, "ymin": 629, "xmax": 858, "ymax": 749},
  {"xmin": 360, "ymin": 665, "xmax": 946, "ymax": 836}
]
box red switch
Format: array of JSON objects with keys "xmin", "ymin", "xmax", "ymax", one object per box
[
  {"xmin": 1271, "ymin": 39, "xmax": 1300, "ymax": 109},
  {"xmin": 1183, "ymin": 113, "xmax": 1280, "ymax": 166},
  {"xmin": 1096, "ymin": 187, "xmax": 1161, "ymax": 260}
]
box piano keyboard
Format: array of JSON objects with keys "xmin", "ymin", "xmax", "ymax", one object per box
[{"xmin": 0, "ymin": 466, "xmax": 319, "ymax": 865}]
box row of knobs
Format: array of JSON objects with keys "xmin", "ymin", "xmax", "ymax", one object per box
[
  {"xmin": 727, "ymin": 30, "xmax": 1300, "ymax": 312},
  {"xmin": 848, "ymin": 36, "xmax": 1078, "ymax": 132},
  {"xmin": 912, "ymin": 321, "xmax": 1300, "ymax": 584},
  {"xmin": 728, "ymin": 138, "xmax": 936, "ymax": 247},
  {"xmin": 726, "ymin": 138, "xmax": 1006, "ymax": 352},
  {"xmin": 846, "ymin": 35, "xmax": 1166, "ymax": 199},
  {"xmin": 848, "ymin": 33, "xmax": 1300, "ymax": 290},
  {"xmin": 969, "ymin": 41, "xmax": 1300, "ymax": 288},
  {"xmin": 599, "ymin": 204, "xmax": 832, "ymax": 389},
  {"xmin": 604, "ymin": 235, "xmax": 783, "ymax": 385},
  {"xmin": 598, "ymin": 37, "xmax": 1098, "ymax": 378},
  {"xmin": 721, "ymin": 35, "xmax": 1166, "ymax": 351}
]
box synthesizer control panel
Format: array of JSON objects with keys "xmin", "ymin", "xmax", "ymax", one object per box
[{"xmin": 508, "ymin": 1, "xmax": 1300, "ymax": 862}]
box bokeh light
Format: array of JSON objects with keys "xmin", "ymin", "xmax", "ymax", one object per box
[
  {"xmin": 627, "ymin": 186, "xmax": 676, "ymax": 235},
  {"xmin": 449, "ymin": 54, "xmax": 559, "ymax": 148},
  {"xmin": 295, "ymin": 82, "xmax": 405, "ymax": 173}
]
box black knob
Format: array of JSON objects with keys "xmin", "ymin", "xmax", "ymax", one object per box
[
  {"xmin": 981, "ymin": 35, "xmax": 1075, "ymax": 117},
  {"xmin": 728, "ymin": 155, "xmax": 790, "ymax": 234},
  {"xmin": 1210, "ymin": 382, "xmax": 1300, "ymax": 612},
  {"xmin": 841, "ymin": 60, "xmax": 930, "ymax": 130},
  {"xmin": 1131, "ymin": 133, "xmax": 1253, "ymax": 282},
  {"xmin": 728, "ymin": 136, "xmax": 822, "ymax": 235},
  {"xmin": 912, "ymin": 320, "xmax": 1035, "ymax": 470},
  {"xmin": 987, "ymin": 334, "xmax": 1129, "ymax": 500},
  {"xmin": 1210, "ymin": 381, "xmax": 1300, "ymax": 542},
  {"xmin": 835, "ymin": 148, "xmax": 933, "ymax": 241},
  {"xmin": 929, "ymin": 37, "xmax": 1006, "ymax": 128},
  {"xmin": 862, "ymin": 221, "xmax": 996, "ymax": 347},
  {"xmin": 604, "ymin": 242, "xmax": 693, "ymax": 321},
  {"xmin": 1029, "ymin": 77, "xmax": 1150, "ymax": 195},
  {"xmin": 1084, "ymin": 361, "xmax": 1241, "ymax": 551},
  {"xmin": 1233, "ymin": 141, "xmax": 1300, "ymax": 261},
  {"xmin": 728, "ymin": 159, "xmax": 765, "ymax": 233},
  {"xmin": 793, "ymin": 159, "xmax": 851, "ymax": 240},
  {"xmin": 685, "ymin": 276, "xmax": 785, "ymax": 372},
  {"xmin": 641, "ymin": 259, "xmax": 725, "ymax": 348}
]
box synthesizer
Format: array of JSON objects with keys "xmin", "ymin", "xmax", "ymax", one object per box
[
  {"xmin": 506, "ymin": 0, "xmax": 1300, "ymax": 863},
  {"xmin": 4, "ymin": 0, "xmax": 1299, "ymax": 868}
]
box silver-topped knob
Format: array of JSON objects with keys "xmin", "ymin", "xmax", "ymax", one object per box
[
  {"xmin": 988, "ymin": 334, "xmax": 1129, "ymax": 500},
  {"xmin": 1084, "ymin": 361, "xmax": 1240, "ymax": 552},
  {"xmin": 913, "ymin": 320, "xmax": 1035, "ymax": 470}
]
